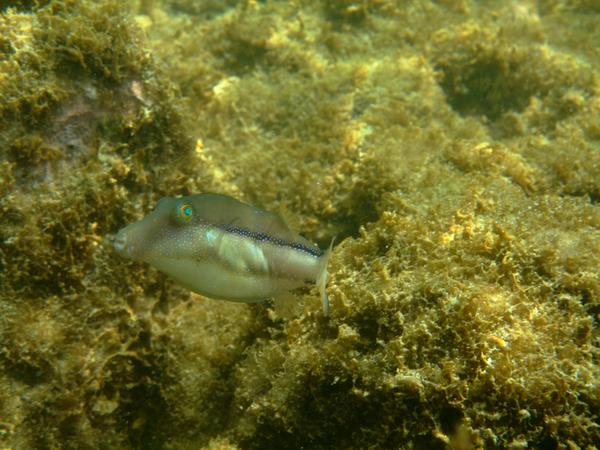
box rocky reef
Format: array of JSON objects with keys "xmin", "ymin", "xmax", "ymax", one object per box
[{"xmin": 0, "ymin": 0, "xmax": 598, "ymax": 448}]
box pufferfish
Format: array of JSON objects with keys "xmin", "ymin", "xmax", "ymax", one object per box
[{"xmin": 113, "ymin": 193, "xmax": 332, "ymax": 316}]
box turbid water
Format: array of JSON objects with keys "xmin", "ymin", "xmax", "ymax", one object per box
[{"xmin": 0, "ymin": 1, "xmax": 598, "ymax": 448}]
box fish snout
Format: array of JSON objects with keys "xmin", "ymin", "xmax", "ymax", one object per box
[{"xmin": 113, "ymin": 229, "xmax": 132, "ymax": 257}]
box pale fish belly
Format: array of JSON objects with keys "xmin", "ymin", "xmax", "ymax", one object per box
[{"xmin": 148, "ymin": 227, "xmax": 322, "ymax": 302}]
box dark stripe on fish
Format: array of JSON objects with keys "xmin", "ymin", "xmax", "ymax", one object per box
[{"xmin": 219, "ymin": 224, "xmax": 324, "ymax": 257}]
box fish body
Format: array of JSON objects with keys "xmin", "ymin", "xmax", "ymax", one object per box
[{"xmin": 113, "ymin": 193, "xmax": 331, "ymax": 316}]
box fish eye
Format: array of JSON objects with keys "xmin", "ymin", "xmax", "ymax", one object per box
[{"xmin": 176, "ymin": 203, "xmax": 193, "ymax": 224}]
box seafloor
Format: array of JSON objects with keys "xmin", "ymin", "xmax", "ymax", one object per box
[{"xmin": 0, "ymin": 0, "xmax": 599, "ymax": 448}]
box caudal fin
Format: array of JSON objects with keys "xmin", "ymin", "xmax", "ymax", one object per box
[{"xmin": 316, "ymin": 237, "xmax": 335, "ymax": 317}]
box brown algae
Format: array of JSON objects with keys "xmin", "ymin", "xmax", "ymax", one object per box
[{"xmin": 0, "ymin": 0, "xmax": 599, "ymax": 449}]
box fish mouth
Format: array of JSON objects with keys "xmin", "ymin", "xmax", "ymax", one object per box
[
  {"xmin": 113, "ymin": 233, "xmax": 127, "ymax": 254},
  {"xmin": 113, "ymin": 224, "xmax": 150, "ymax": 261}
]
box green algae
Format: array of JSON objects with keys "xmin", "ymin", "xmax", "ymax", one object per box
[{"xmin": 1, "ymin": 0, "xmax": 599, "ymax": 449}]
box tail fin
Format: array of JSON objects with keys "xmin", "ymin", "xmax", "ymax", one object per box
[{"xmin": 316, "ymin": 237, "xmax": 335, "ymax": 317}]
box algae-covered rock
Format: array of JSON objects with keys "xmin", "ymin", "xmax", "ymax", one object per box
[{"xmin": 1, "ymin": 0, "xmax": 598, "ymax": 449}]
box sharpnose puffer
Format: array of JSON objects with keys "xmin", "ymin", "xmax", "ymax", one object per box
[{"xmin": 113, "ymin": 193, "xmax": 332, "ymax": 316}]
